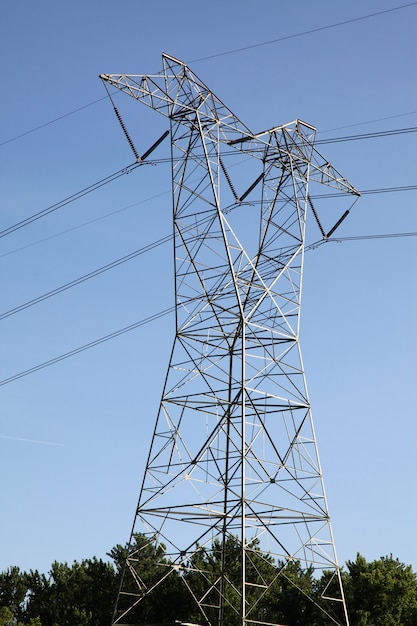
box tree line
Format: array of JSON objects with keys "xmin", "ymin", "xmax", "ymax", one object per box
[{"xmin": 1, "ymin": 534, "xmax": 416, "ymax": 626}]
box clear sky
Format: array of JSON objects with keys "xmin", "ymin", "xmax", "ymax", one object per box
[{"xmin": 1, "ymin": 1, "xmax": 416, "ymax": 576}]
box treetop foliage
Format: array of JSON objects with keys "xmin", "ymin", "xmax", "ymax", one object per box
[{"xmin": 0, "ymin": 537, "xmax": 416, "ymax": 626}]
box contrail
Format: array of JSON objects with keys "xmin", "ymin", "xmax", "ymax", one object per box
[{"xmin": 0, "ymin": 435, "xmax": 64, "ymax": 447}]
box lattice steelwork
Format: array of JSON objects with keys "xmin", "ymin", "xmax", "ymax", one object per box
[{"xmin": 101, "ymin": 54, "xmax": 360, "ymax": 626}]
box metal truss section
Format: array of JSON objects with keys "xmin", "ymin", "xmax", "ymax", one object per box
[{"xmin": 101, "ymin": 54, "xmax": 360, "ymax": 626}]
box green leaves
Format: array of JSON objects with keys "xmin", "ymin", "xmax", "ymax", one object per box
[
  {"xmin": 344, "ymin": 553, "xmax": 417, "ymax": 626},
  {"xmin": 0, "ymin": 544, "xmax": 416, "ymax": 626},
  {"xmin": 0, "ymin": 559, "xmax": 118, "ymax": 626}
]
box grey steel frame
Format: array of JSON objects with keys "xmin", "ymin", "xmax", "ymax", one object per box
[{"xmin": 101, "ymin": 53, "xmax": 360, "ymax": 626}]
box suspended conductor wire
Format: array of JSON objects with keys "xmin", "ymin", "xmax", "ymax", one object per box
[
  {"xmin": 188, "ymin": 3, "xmax": 417, "ymax": 62},
  {"xmin": 0, "ymin": 229, "xmax": 415, "ymax": 388},
  {"xmin": 8, "ymin": 163, "xmax": 417, "ymax": 248},
  {"xmin": 0, "ymin": 183, "xmax": 414, "ymax": 322},
  {"xmin": 0, "ymin": 128, "xmax": 414, "ymax": 246},
  {"xmin": 327, "ymin": 232, "xmax": 417, "ymax": 242},
  {"xmin": 1, "ymin": 3, "xmax": 416, "ymax": 148},
  {"xmin": 311, "ymin": 185, "xmax": 417, "ymax": 199},
  {"xmin": 92, "ymin": 124, "xmax": 416, "ymax": 154},
  {"xmin": 0, "ymin": 189, "xmax": 172, "ymax": 259},
  {"xmin": 0, "ymin": 210, "xmax": 214, "ymax": 322},
  {"xmin": 314, "ymin": 126, "xmax": 417, "ymax": 145},
  {"xmin": 0, "ymin": 234, "xmax": 172, "ymax": 321},
  {"xmin": 0, "ymin": 95, "xmax": 109, "ymax": 147},
  {"xmin": 319, "ymin": 114, "xmax": 417, "ymax": 134},
  {"xmin": 0, "ymin": 307, "xmax": 176, "ymax": 388},
  {"xmin": 0, "ymin": 162, "xmax": 142, "ymax": 240}
]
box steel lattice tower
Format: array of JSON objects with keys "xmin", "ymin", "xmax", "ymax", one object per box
[{"xmin": 101, "ymin": 54, "xmax": 360, "ymax": 626}]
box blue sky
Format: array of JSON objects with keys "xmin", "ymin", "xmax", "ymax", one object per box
[{"xmin": 1, "ymin": 1, "xmax": 416, "ymax": 576}]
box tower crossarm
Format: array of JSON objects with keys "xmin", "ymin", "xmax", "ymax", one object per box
[
  {"xmin": 101, "ymin": 54, "xmax": 360, "ymax": 200},
  {"xmin": 100, "ymin": 71, "xmax": 177, "ymax": 119},
  {"xmin": 100, "ymin": 54, "xmax": 254, "ymax": 143},
  {"xmin": 309, "ymin": 146, "xmax": 360, "ymax": 196},
  {"xmin": 231, "ymin": 122, "xmax": 360, "ymax": 197}
]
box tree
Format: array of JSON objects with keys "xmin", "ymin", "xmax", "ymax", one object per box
[
  {"xmin": 0, "ymin": 606, "xmax": 14, "ymax": 626},
  {"xmin": 266, "ymin": 560, "xmax": 319, "ymax": 626},
  {"xmin": 183, "ymin": 535, "xmax": 247, "ymax": 625},
  {"xmin": 22, "ymin": 558, "xmax": 118, "ymax": 626},
  {"xmin": 109, "ymin": 534, "xmax": 191, "ymax": 624},
  {"xmin": 344, "ymin": 553, "xmax": 417, "ymax": 626},
  {"xmin": 2, "ymin": 546, "xmax": 416, "ymax": 626},
  {"xmin": 0, "ymin": 566, "xmax": 27, "ymax": 620},
  {"xmin": 183, "ymin": 536, "xmax": 320, "ymax": 626}
]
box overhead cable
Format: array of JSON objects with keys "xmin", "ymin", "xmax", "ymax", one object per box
[
  {"xmin": 0, "ymin": 235, "xmax": 172, "ymax": 321},
  {"xmin": 0, "ymin": 162, "xmax": 141, "ymax": 240},
  {"xmin": 311, "ymin": 185, "xmax": 417, "ymax": 199},
  {"xmin": 0, "ymin": 95, "xmax": 109, "ymax": 147},
  {"xmin": 189, "ymin": 3, "xmax": 417, "ymax": 62},
  {"xmin": 314, "ymin": 126, "xmax": 417, "ymax": 145},
  {"xmin": 327, "ymin": 232, "xmax": 417, "ymax": 242},
  {"xmin": 0, "ymin": 229, "xmax": 415, "ymax": 387},
  {"xmin": 319, "ymin": 110, "xmax": 417, "ymax": 133},
  {"xmin": 0, "ymin": 189, "xmax": 171, "ymax": 259},
  {"xmin": 2, "ymin": 3, "xmax": 416, "ymax": 148},
  {"xmin": 0, "ymin": 179, "xmax": 414, "ymax": 255},
  {"xmin": 0, "ymin": 307, "xmax": 175, "ymax": 388}
]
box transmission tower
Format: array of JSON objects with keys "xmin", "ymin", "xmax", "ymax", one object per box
[{"xmin": 101, "ymin": 54, "xmax": 360, "ymax": 626}]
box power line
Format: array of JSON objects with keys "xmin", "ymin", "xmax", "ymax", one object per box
[
  {"xmin": 314, "ymin": 126, "xmax": 417, "ymax": 145},
  {"xmin": 1, "ymin": 176, "xmax": 414, "ymax": 258},
  {"xmin": 0, "ymin": 96, "xmax": 109, "ymax": 147},
  {"xmin": 318, "ymin": 110, "xmax": 417, "ymax": 134},
  {"xmin": 327, "ymin": 232, "xmax": 417, "ymax": 242},
  {"xmin": 0, "ymin": 162, "xmax": 141, "ymax": 240},
  {"xmin": 0, "ymin": 207, "xmax": 225, "ymax": 322},
  {"xmin": 361, "ymin": 185, "xmax": 417, "ymax": 195},
  {"xmin": 0, "ymin": 235, "xmax": 172, "ymax": 321},
  {"xmin": 2, "ymin": 181, "xmax": 416, "ymax": 321},
  {"xmin": 131, "ymin": 125, "xmax": 412, "ymax": 160},
  {"xmin": 0, "ymin": 190, "xmax": 171, "ymax": 259},
  {"xmin": 0, "ymin": 181, "xmax": 415, "ymax": 325},
  {"xmin": 312, "ymin": 185, "xmax": 417, "ymax": 199},
  {"xmin": 102, "ymin": 125, "xmax": 417, "ymax": 162},
  {"xmin": 310, "ymin": 231, "xmax": 417, "ymax": 248},
  {"xmin": 2, "ymin": 4, "xmax": 416, "ymax": 148},
  {"xmin": 189, "ymin": 3, "xmax": 417, "ymax": 62},
  {"xmin": 0, "ymin": 209, "xmax": 216, "ymax": 322},
  {"xmin": 0, "ymin": 128, "xmax": 171, "ymax": 242},
  {"xmin": 0, "ymin": 307, "xmax": 175, "ymax": 388},
  {"xmin": 0, "ymin": 109, "xmax": 414, "ymax": 333},
  {"xmin": 0, "ymin": 229, "xmax": 415, "ymax": 388}
]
